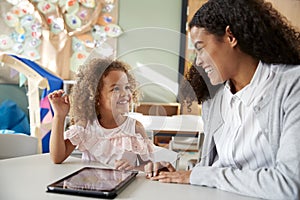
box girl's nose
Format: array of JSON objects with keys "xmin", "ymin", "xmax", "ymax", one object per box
[{"xmin": 120, "ymin": 87, "xmax": 128, "ymax": 97}]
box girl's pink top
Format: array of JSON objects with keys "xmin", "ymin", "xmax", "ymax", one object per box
[{"xmin": 64, "ymin": 117, "xmax": 153, "ymax": 166}]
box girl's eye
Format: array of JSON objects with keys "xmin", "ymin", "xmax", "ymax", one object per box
[
  {"xmin": 113, "ymin": 87, "xmax": 120, "ymax": 91},
  {"xmin": 125, "ymin": 85, "xmax": 131, "ymax": 90}
]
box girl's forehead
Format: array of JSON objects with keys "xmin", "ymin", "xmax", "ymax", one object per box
[{"xmin": 102, "ymin": 70, "xmax": 128, "ymax": 84}]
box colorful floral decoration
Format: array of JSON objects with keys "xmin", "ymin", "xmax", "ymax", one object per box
[
  {"xmin": 1, "ymin": 1, "xmax": 42, "ymax": 61},
  {"xmin": 1, "ymin": 0, "xmax": 122, "ymax": 78}
]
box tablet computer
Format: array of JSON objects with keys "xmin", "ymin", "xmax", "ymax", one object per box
[{"xmin": 47, "ymin": 167, "xmax": 138, "ymax": 199}]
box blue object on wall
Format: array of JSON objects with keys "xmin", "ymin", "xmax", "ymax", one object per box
[{"xmin": 11, "ymin": 55, "xmax": 63, "ymax": 153}]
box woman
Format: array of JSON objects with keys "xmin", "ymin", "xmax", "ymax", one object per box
[{"xmin": 146, "ymin": 0, "xmax": 300, "ymax": 199}]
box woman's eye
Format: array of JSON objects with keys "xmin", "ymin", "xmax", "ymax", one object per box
[
  {"xmin": 194, "ymin": 41, "xmax": 203, "ymax": 52},
  {"xmin": 196, "ymin": 47, "xmax": 203, "ymax": 52}
]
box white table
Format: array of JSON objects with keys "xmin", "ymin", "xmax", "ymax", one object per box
[{"xmin": 0, "ymin": 154, "xmax": 259, "ymax": 200}]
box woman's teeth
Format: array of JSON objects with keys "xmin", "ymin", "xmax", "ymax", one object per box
[{"xmin": 205, "ymin": 68, "xmax": 213, "ymax": 74}]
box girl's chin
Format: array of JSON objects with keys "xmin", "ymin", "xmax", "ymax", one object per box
[{"xmin": 116, "ymin": 107, "xmax": 130, "ymax": 113}]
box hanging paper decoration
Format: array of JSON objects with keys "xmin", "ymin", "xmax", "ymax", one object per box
[
  {"xmin": 70, "ymin": 51, "xmax": 89, "ymax": 72},
  {"xmin": 102, "ymin": 3, "xmax": 114, "ymax": 13},
  {"xmin": 1, "ymin": 1, "xmax": 42, "ymax": 61},
  {"xmin": 91, "ymin": 25, "xmax": 107, "ymax": 45},
  {"xmin": 37, "ymin": 1, "xmax": 56, "ymax": 14},
  {"xmin": 66, "ymin": 0, "xmax": 79, "ymax": 13},
  {"xmin": 103, "ymin": 15, "xmax": 113, "ymax": 24},
  {"xmin": 79, "ymin": 0, "xmax": 95, "ymax": 8},
  {"xmin": 50, "ymin": 17, "xmax": 65, "ymax": 34},
  {"xmin": 4, "ymin": 12, "xmax": 19, "ymax": 27},
  {"xmin": 1, "ymin": 0, "xmax": 122, "ymax": 79},
  {"xmin": 105, "ymin": 23, "xmax": 122, "ymax": 37},
  {"xmin": 0, "ymin": 35, "xmax": 14, "ymax": 50},
  {"xmin": 6, "ymin": 0, "xmax": 22, "ymax": 5},
  {"xmin": 65, "ymin": 14, "xmax": 82, "ymax": 29},
  {"xmin": 72, "ymin": 36, "xmax": 86, "ymax": 52}
]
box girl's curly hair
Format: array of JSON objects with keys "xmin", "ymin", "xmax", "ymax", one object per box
[
  {"xmin": 183, "ymin": 0, "xmax": 300, "ymax": 104},
  {"xmin": 69, "ymin": 58, "xmax": 139, "ymax": 126}
]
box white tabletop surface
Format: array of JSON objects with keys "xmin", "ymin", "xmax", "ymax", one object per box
[{"xmin": 0, "ymin": 154, "xmax": 259, "ymax": 200}]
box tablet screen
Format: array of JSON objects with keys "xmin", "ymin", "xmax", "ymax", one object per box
[{"xmin": 47, "ymin": 167, "xmax": 138, "ymax": 198}]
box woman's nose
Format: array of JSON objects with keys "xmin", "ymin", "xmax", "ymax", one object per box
[{"xmin": 195, "ymin": 55, "xmax": 204, "ymax": 66}]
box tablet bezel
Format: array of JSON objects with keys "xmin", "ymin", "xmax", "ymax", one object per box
[{"xmin": 46, "ymin": 167, "xmax": 138, "ymax": 199}]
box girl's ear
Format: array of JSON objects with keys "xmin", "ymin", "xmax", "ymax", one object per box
[{"xmin": 225, "ymin": 26, "xmax": 238, "ymax": 47}]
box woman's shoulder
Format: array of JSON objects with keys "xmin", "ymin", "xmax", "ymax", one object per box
[
  {"xmin": 271, "ymin": 63, "xmax": 300, "ymax": 76},
  {"xmin": 202, "ymin": 85, "xmax": 224, "ymax": 108},
  {"xmin": 271, "ymin": 63, "xmax": 300, "ymax": 88}
]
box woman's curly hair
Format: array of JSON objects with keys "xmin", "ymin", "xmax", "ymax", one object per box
[
  {"xmin": 179, "ymin": 63, "xmax": 223, "ymax": 109},
  {"xmin": 189, "ymin": 0, "xmax": 300, "ymax": 64},
  {"xmin": 183, "ymin": 0, "xmax": 300, "ymax": 104},
  {"xmin": 69, "ymin": 58, "xmax": 139, "ymax": 126},
  {"xmin": 178, "ymin": 64, "xmax": 210, "ymax": 106}
]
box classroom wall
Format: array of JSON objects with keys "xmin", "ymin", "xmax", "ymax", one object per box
[
  {"xmin": 117, "ymin": 0, "xmax": 182, "ymax": 103},
  {"xmin": 267, "ymin": 0, "xmax": 300, "ymax": 29}
]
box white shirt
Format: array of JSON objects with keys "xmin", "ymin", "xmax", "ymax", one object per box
[{"xmin": 213, "ymin": 61, "xmax": 274, "ymax": 169}]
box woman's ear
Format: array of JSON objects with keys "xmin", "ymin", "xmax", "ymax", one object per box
[{"xmin": 225, "ymin": 26, "xmax": 237, "ymax": 47}]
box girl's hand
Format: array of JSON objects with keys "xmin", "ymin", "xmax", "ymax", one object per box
[
  {"xmin": 48, "ymin": 90, "xmax": 70, "ymax": 118},
  {"xmin": 150, "ymin": 170, "xmax": 191, "ymax": 184},
  {"xmin": 115, "ymin": 159, "xmax": 135, "ymax": 171}
]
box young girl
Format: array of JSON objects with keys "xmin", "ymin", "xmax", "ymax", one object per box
[{"xmin": 48, "ymin": 58, "xmax": 153, "ymax": 171}]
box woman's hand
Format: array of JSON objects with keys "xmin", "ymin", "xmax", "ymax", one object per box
[
  {"xmin": 150, "ymin": 170, "xmax": 191, "ymax": 184},
  {"xmin": 144, "ymin": 161, "xmax": 176, "ymax": 178},
  {"xmin": 48, "ymin": 89, "xmax": 70, "ymax": 118}
]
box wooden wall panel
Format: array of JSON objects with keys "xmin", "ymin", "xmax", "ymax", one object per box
[{"xmin": 267, "ymin": 0, "xmax": 300, "ymax": 29}]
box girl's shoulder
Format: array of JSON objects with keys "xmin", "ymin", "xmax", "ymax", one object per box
[
  {"xmin": 135, "ymin": 120, "xmax": 147, "ymax": 138},
  {"xmin": 122, "ymin": 116, "xmax": 147, "ymax": 138}
]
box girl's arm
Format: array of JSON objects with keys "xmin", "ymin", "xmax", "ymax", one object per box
[
  {"xmin": 135, "ymin": 120, "xmax": 153, "ymax": 170},
  {"xmin": 115, "ymin": 120, "xmax": 152, "ymax": 171},
  {"xmin": 48, "ymin": 90, "xmax": 76, "ymax": 164},
  {"xmin": 50, "ymin": 115, "xmax": 76, "ymax": 164}
]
